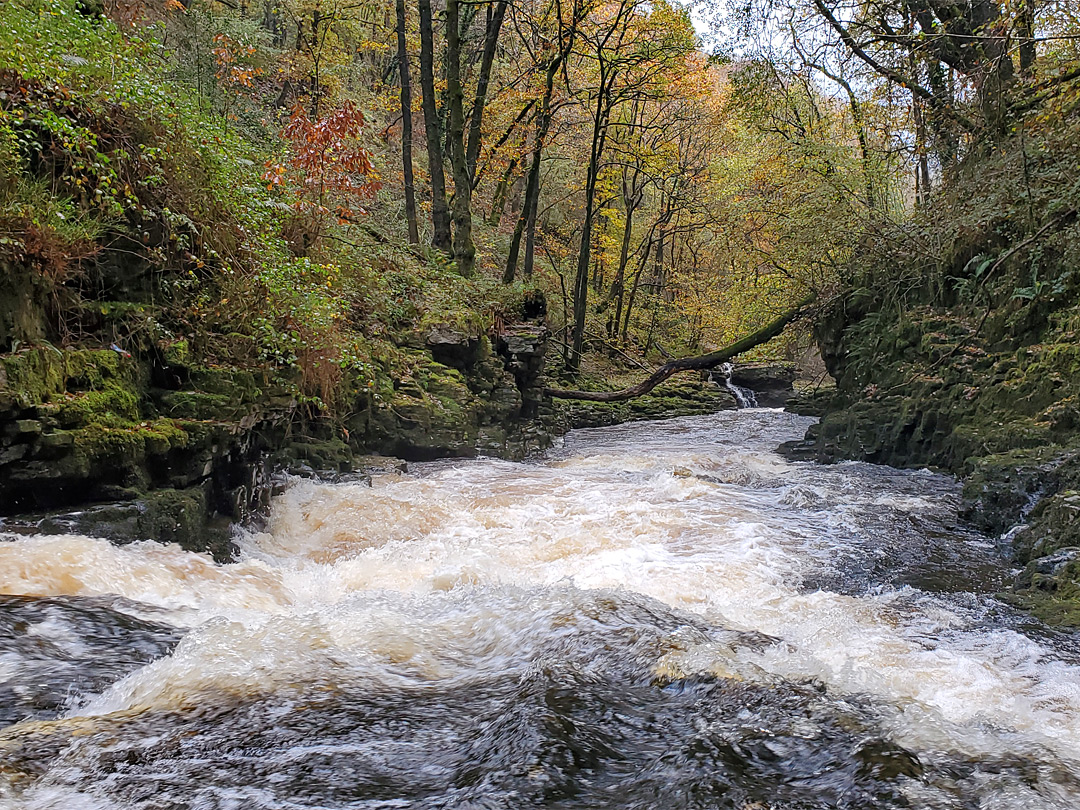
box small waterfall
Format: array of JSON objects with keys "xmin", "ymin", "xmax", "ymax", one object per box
[{"xmin": 713, "ymin": 362, "xmax": 759, "ymax": 409}]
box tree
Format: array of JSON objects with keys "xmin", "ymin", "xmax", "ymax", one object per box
[
  {"xmin": 418, "ymin": 0, "xmax": 451, "ymax": 252},
  {"xmin": 445, "ymin": 0, "xmax": 476, "ymax": 276},
  {"xmin": 264, "ymin": 101, "xmax": 381, "ymax": 247},
  {"xmin": 504, "ymin": 0, "xmax": 585, "ymax": 283},
  {"xmin": 466, "ymin": 0, "xmax": 511, "ymax": 179},
  {"xmin": 564, "ymin": 0, "xmax": 696, "ymax": 372},
  {"xmin": 395, "ymin": 0, "xmax": 419, "ymax": 244},
  {"xmin": 546, "ymin": 295, "xmax": 814, "ymax": 399}
]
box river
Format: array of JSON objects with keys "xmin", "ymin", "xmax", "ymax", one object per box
[{"xmin": 1, "ymin": 410, "xmax": 1079, "ymax": 809}]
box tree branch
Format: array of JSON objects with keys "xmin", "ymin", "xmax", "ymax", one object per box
[
  {"xmin": 545, "ymin": 295, "xmax": 814, "ymax": 401},
  {"xmin": 809, "ymin": 0, "xmax": 978, "ymax": 133}
]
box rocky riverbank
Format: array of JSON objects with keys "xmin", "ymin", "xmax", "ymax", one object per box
[
  {"xmin": 2, "ymin": 293, "xmax": 801, "ymax": 561},
  {"xmin": 783, "ymin": 293, "xmax": 1080, "ymax": 626},
  {"xmin": 0, "ymin": 322, "xmax": 553, "ymax": 559}
]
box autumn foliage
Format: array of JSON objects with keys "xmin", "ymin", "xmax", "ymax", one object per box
[
  {"xmin": 264, "ymin": 101, "xmax": 380, "ymax": 229},
  {"xmin": 211, "ymin": 34, "xmax": 261, "ymax": 91}
]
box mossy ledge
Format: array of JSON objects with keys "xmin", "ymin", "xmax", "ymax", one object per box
[{"xmin": 0, "ymin": 324, "xmax": 553, "ymax": 560}]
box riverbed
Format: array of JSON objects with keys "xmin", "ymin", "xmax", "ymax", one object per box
[{"xmin": 1, "ymin": 410, "xmax": 1079, "ymax": 808}]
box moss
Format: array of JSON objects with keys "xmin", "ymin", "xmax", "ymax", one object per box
[
  {"xmin": 187, "ymin": 366, "xmax": 262, "ymax": 401},
  {"xmin": 1, "ymin": 351, "xmax": 67, "ymax": 407},
  {"xmin": 421, "ymin": 365, "xmax": 470, "ymax": 416},
  {"xmin": 73, "ymin": 418, "xmax": 190, "ymax": 461},
  {"xmin": 1006, "ymin": 553, "xmax": 1080, "ymax": 628},
  {"xmin": 559, "ymin": 377, "xmax": 735, "ymax": 429},
  {"xmin": 800, "ymin": 194, "xmax": 1080, "ymax": 629},
  {"xmin": 155, "ymin": 390, "xmax": 241, "ymax": 421},
  {"xmin": 54, "ymin": 385, "xmax": 140, "ymax": 427},
  {"xmin": 136, "ymin": 487, "xmax": 229, "ymax": 556},
  {"xmin": 281, "ymin": 437, "xmax": 353, "ymax": 472},
  {"xmin": 0, "ymin": 348, "xmax": 144, "ymax": 419},
  {"xmin": 161, "ymin": 339, "xmax": 192, "ymax": 368}
]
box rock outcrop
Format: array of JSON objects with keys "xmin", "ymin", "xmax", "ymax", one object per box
[
  {"xmin": 727, "ymin": 363, "xmax": 797, "ymax": 408},
  {"xmin": 783, "ymin": 292, "xmax": 1080, "ymax": 625},
  {"xmin": 0, "ymin": 322, "xmax": 555, "ymax": 559}
]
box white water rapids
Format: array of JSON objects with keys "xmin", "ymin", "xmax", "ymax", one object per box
[{"xmin": 1, "ymin": 410, "xmax": 1079, "ymax": 809}]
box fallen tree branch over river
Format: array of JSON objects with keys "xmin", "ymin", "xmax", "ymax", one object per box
[{"xmin": 545, "ymin": 295, "xmax": 815, "ymax": 402}]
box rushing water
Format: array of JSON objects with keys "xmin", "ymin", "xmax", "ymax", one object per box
[
  {"xmin": 2, "ymin": 410, "xmax": 1080, "ymax": 809},
  {"xmin": 715, "ymin": 364, "xmax": 758, "ymax": 409}
]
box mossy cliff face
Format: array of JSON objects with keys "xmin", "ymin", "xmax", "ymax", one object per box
[
  {"xmin": 785, "ymin": 294, "xmax": 1080, "ymax": 625},
  {"xmin": 0, "ymin": 346, "xmax": 294, "ymax": 558},
  {"xmin": 780, "ymin": 101, "xmax": 1080, "ymax": 625},
  {"xmin": 350, "ymin": 324, "xmax": 553, "ymax": 461},
  {"xmin": 0, "ymin": 323, "xmax": 553, "ymax": 559}
]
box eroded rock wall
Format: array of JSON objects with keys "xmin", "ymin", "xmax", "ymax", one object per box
[{"xmin": 0, "ymin": 324, "xmax": 555, "ymax": 559}]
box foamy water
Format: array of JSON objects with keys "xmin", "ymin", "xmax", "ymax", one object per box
[{"xmin": 1, "ymin": 410, "xmax": 1079, "ymax": 809}]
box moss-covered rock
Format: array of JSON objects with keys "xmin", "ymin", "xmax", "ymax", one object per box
[
  {"xmin": 788, "ymin": 240, "xmax": 1080, "ymax": 626},
  {"xmin": 26, "ymin": 485, "xmax": 233, "ymax": 561},
  {"xmin": 0, "ymin": 316, "xmax": 558, "ymax": 553},
  {"xmin": 558, "ymin": 377, "xmax": 736, "ymax": 429}
]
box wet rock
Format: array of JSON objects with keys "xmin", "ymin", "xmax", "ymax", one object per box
[
  {"xmin": 785, "ymin": 384, "xmax": 839, "ymax": 418},
  {"xmin": 0, "ymin": 443, "xmax": 27, "ymax": 465},
  {"xmin": 280, "ymin": 437, "xmax": 353, "ymax": 475},
  {"xmin": 785, "ymin": 283, "xmax": 1080, "ymax": 625},
  {"xmin": 1016, "ymin": 546, "xmax": 1080, "ymax": 587},
  {"xmin": 959, "ymin": 448, "xmax": 1066, "ymax": 538},
  {"xmin": 854, "ymin": 740, "xmax": 924, "ymax": 780},
  {"xmin": 36, "ymin": 430, "xmax": 74, "ymax": 455},
  {"xmin": 18, "ymin": 486, "xmax": 233, "ymax": 560},
  {"xmin": 0, "ymin": 324, "xmax": 557, "ymax": 556},
  {"xmin": 353, "ymin": 455, "xmax": 408, "ymax": 476},
  {"xmin": 425, "ymin": 325, "xmax": 482, "ymax": 371},
  {"xmin": 728, "ymin": 362, "xmax": 797, "ymax": 407},
  {"xmin": 559, "ymin": 378, "xmax": 736, "ymax": 429},
  {"xmin": 5, "ymin": 419, "xmax": 43, "ymax": 439},
  {"xmin": 497, "ymin": 324, "xmax": 548, "ymax": 421}
]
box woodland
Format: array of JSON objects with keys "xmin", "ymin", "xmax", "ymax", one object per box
[{"xmin": 2, "ymin": 0, "xmax": 1077, "ymax": 388}]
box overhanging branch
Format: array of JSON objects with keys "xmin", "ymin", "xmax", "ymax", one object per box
[
  {"xmin": 545, "ymin": 296, "xmax": 815, "ymax": 402},
  {"xmin": 810, "ymin": 0, "xmax": 978, "ymax": 134}
]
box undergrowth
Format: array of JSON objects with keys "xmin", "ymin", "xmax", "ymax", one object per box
[{"xmin": 0, "ymin": 0, "xmax": 529, "ymax": 417}]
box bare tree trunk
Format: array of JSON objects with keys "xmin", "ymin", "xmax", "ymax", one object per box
[
  {"xmin": 445, "ymin": 0, "xmax": 475, "ymax": 276},
  {"xmin": 505, "ymin": 0, "xmax": 583, "ymax": 282},
  {"xmin": 973, "ymin": 1, "xmax": 1014, "ymax": 133},
  {"xmin": 488, "ymin": 155, "xmax": 518, "ymax": 226},
  {"xmin": 912, "ymin": 91, "xmax": 931, "ymax": 206},
  {"xmin": 505, "ymin": 64, "xmax": 559, "ymax": 282},
  {"xmin": 465, "ymin": 0, "xmax": 509, "ymax": 180},
  {"xmin": 418, "ymin": 0, "xmax": 451, "ymax": 251},
  {"xmin": 620, "ymin": 235, "xmax": 654, "ymax": 345},
  {"xmin": 396, "ymin": 0, "xmax": 419, "ymax": 245},
  {"xmin": 569, "ymin": 80, "xmax": 611, "ymax": 372},
  {"xmin": 610, "ymin": 177, "xmax": 640, "ymax": 339},
  {"xmin": 473, "ymin": 99, "xmax": 535, "ymax": 190},
  {"xmin": 1017, "ymin": 0, "xmax": 1036, "ymax": 75},
  {"xmin": 522, "ymin": 189, "xmax": 539, "ymax": 278}
]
